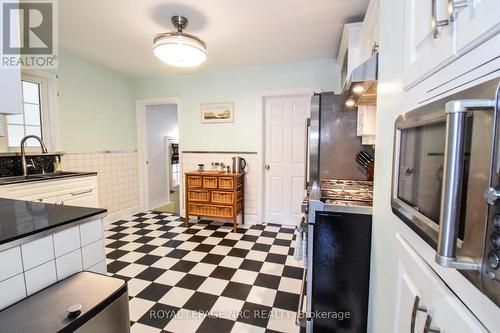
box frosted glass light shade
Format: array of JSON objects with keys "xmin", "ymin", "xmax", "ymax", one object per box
[{"xmin": 153, "ymin": 32, "xmax": 207, "ymax": 67}]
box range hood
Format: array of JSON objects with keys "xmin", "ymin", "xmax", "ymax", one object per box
[{"xmin": 343, "ymin": 53, "xmax": 378, "ymax": 107}]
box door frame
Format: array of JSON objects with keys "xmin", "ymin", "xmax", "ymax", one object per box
[
  {"xmin": 136, "ymin": 97, "xmax": 183, "ymax": 213},
  {"xmin": 256, "ymin": 88, "xmax": 320, "ymax": 223}
]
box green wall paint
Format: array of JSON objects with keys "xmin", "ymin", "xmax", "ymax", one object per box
[
  {"xmin": 56, "ymin": 54, "xmax": 338, "ymax": 152},
  {"xmin": 135, "ymin": 60, "xmax": 339, "ymax": 151},
  {"xmin": 57, "ymin": 53, "xmax": 136, "ymax": 151}
]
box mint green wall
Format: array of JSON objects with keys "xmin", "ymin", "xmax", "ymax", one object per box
[
  {"xmin": 56, "ymin": 55, "xmax": 338, "ymax": 152},
  {"xmin": 135, "ymin": 60, "xmax": 339, "ymax": 152},
  {"xmin": 57, "ymin": 53, "xmax": 136, "ymax": 151}
]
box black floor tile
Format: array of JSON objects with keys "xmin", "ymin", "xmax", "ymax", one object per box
[
  {"xmin": 254, "ymin": 273, "xmax": 281, "ymax": 290},
  {"xmin": 136, "ymin": 283, "xmax": 172, "ymax": 302},
  {"xmin": 135, "ymin": 236, "xmax": 155, "ymax": 244},
  {"xmin": 106, "ymin": 249, "xmax": 128, "ymax": 260},
  {"xmin": 200, "ymin": 254, "xmax": 225, "ymax": 265},
  {"xmin": 221, "ymin": 281, "xmax": 252, "ymax": 301},
  {"xmin": 183, "ymin": 292, "xmax": 219, "ymax": 312},
  {"xmin": 252, "ymin": 243, "xmax": 271, "ymax": 252},
  {"xmin": 136, "ymin": 254, "xmax": 162, "ymax": 266},
  {"xmin": 193, "ymin": 244, "xmax": 215, "ymax": 253},
  {"xmin": 227, "ymin": 248, "xmax": 249, "ymax": 258},
  {"xmin": 196, "ymin": 316, "xmax": 235, "ymax": 333},
  {"xmin": 135, "ymin": 244, "xmax": 158, "ymax": 253},
  {"xmin": 273, "ymin": 291, "xmax": 300, "ymax": 311},
  {"xmin": 282, "ymin": 266, "xmax": 303, "ymax": 279},
  {"xmin": 239, "ymin": 259, "xmax": 263, "ymax": 272},
  {"xmin": 135, "ymin": 267, "xmax": 167, "ymax": 281},
  {"xmin": 218, "ymin": 239, "xmax": 238, "ymax": 247},
  {"xmin": 165, "ymin": 249, "xmax": 189, "ymax": 259},
  {"xmin": 107, "ymin": 240, "xmax": 128, "ymax": 249},
  {"xmin": 210, "ymin": 266, "xmax": 237, "ymax": 280},
  {"xmin": 237, "ymin": 302, "xmax": 272, "ymax": 328},
  {"xmin": 265, "ymin": 253, "xmax": 287, "ymax": 265},
  {"xmin": 107, "ymin": 260, "xmax": 129, "ymax": 273},
  {"xmin": 170, "ymin": 260, "xmax": 197, "ymax": 273},
  {"xmin": 176, "ymin": 274, "xmax": 206, "ymax": 290}
]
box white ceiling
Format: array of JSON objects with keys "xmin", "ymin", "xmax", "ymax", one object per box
[{"xmin": 59, "ymin": 0, "xmax": 369, "ymax": 77}]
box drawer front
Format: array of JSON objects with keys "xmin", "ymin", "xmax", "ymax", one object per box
[
  {"xmin": 203, "ymin": 176, "xmax": 218, "ymax": 189},
  {"xmin": 211, "ymin": 191, "xmax": 234, "ymax": 204},
  {"xmin": 188, "ymin": 190, "xmax": 210, "ymax": 202},
  {"xmin": 218, "ymin": 177, "xmax": 234, "ymax": 189},
  {"xmin": 189, "ymin": 203, "xmax": 233, "ymax": 218},
  {"xmin": 187, "ymin": 176, "xmax": 202, "ymax": 188}
]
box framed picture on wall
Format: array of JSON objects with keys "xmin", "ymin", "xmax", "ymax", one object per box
[{"xmin": 201, "ymin": 102, "xmax": 234, "ymax": 123}]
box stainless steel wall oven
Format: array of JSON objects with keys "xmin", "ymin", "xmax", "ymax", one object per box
[{"xmin": 391, "ymin": 78, "xmax": 500, "ymax": 306}]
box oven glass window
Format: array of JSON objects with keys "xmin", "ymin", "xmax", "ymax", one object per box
[
  {"xmin": 398, "ymin": 122, "xmax": 446, "ymax": 222},
  {"xmin": 397, "ymin": 118, "xmax": 472, "ymax": 240}
]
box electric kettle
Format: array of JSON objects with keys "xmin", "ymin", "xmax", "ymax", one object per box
[{"xmin": 232, "ymin": 156, "xmax": 247, "ymax": 173}]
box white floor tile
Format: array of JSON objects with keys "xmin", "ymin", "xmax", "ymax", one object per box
[
  {"xmin": 231, "ymin": 269, "xmax": 258, "ymax": 285},
  {"xmin": 129, "ymin": 298, "xmax": 155, "ymax": 321},
  {"xmin": 158, "ymin": 287, "xmax": 195, "ymax": 307},
  {"xmin": 246, "ymin": 286, "xmax": 277, "ymax": 307},
  {"xmin": 197, "ymin": 277, "xmax": 229, "ymax": 295}
]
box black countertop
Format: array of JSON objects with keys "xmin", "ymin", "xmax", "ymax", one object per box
[
  {"xmin": 0, "ymin": 171, "xmax": 97, "ymax": 185},
  {"xmin": 0, "ymin": 198, "xmax": 107, "ymax": 247}
]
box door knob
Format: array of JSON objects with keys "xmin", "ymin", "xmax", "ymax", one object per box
[{"xmin": 265, "ymin": 165, "xmax": 270, "ymax": 170}]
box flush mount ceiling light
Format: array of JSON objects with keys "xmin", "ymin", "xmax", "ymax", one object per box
[{"xmin": 153, "ymin": 16, "xmax": 207, "ymax": 67}]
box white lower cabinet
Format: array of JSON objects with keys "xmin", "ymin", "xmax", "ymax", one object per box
[
  {"xmin": 0, "ymin": 175, "xmax": 99, "ymax": 208},
  {"xmin": 394, "ymin": 234, "xmax": 488, "ymax": 333}
]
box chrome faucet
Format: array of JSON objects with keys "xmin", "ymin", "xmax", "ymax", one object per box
[{"xmin": 20, "ymin": 135, "xmax": 48, "ymax": 176}]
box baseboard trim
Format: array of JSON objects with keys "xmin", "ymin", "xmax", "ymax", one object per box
[{"xmin": 103, "ymin": 205, "xmax": 141, "ymax": 226}]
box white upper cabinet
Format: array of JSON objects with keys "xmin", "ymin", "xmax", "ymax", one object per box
[
  {"xmin": 456, "ymin": 0, "xmax": 500, "ymax": 52},
  {"xmin": 0, "ymin": 0, "xmax": 22, "ymax": 115},
  {"xmin": 403, "ymin": 0, "xmax": 455, "ymax": 89},
  {"xmin": 394, "ymin": 235, "xmax": 489, "ymax": 333}
]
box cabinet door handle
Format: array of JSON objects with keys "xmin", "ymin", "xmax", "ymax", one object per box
[
  {"xmin": 432, "ymin": 0, "xmax": 456, "ymax": 38},
  {"xmin": 424, "ymin": 314, "xmax": 441, "ymax": 333},
  {"xmin": 71, "ymin": 189, "xmax": 93, "ymax": 196},
  {"xmin": 410, "ymin": 296, "xmax": 428, "ymax": 333},
  {"xmin": 449, "ymin": 0, "xmax": 472, "ymax": 22},
  {"xmin": 295, "ymin": 268, "xmax": 307, "ymax": 328}
]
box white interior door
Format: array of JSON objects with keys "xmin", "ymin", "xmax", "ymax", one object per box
[{"xmin": 264, "ymin": 95, "xmax": 310, "ymax": 225}]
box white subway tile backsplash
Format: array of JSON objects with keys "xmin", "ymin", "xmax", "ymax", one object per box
[
  {"xmin": 0, "ymin": 247, "xmax": 23, "ymax": 281},
  {"xmin": 0, "ymin": 274, "xmax": 26, "ymax": 310},
  {"xmin": 87, "ymin": 260, "xmax": 107, "ymax": 275},
  {"xmin": 25, "ymin": 260, "xmax": 57, "ymax": 295},
  {"xmin": 61, "ymin": 152, "xmax": 139, "ymax": 215},
  {"xmin": 21, "ymin": 236, "xmax": 54, "ymax": 270}
]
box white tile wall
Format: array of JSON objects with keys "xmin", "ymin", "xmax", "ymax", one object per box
[
  {"xmin": 182, "ymin": 153, "xmax": 259, "ymax": 217},
  {"xmin": 0, "ymin": 274, "xmax": 26, "ymax": 309},
  {"xmin": 0, "ymin": 219, "xmax": 106, "ymax": 310},
  {"xmin": 0, "ymin": 247, "xmax": 23, "ymax": 281},
  {"xmin": 60, "ymin": 152, "xmax": 139, "ymax": 215}
]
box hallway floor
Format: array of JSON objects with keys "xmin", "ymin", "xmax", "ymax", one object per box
[{"xmin": 105, "ymin": 211, "xmax": 304, "ymax": 333}]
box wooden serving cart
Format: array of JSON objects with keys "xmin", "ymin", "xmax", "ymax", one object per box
[{"xmin": 184, "ymin": 171, "xmax": 244, "ymax": 231}]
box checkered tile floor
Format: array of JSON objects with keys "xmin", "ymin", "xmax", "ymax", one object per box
[{"xmin": 105, "ymin": 211, "xmax": 305, "ymax": 333}]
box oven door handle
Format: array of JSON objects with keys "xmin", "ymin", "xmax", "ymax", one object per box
[{"xmin": 435, "ymin": 98, "xmax": 495, "ymax": 270}]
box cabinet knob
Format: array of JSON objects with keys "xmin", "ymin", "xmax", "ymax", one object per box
[
  {"xmin": 485, "ymin": 187, "xmax": 500, "ymax": 206},
  {"xmin": 264, "ymin": 165, "xmax": 270, "ymax": 170}
]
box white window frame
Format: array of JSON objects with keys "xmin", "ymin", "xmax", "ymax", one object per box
[{"xmin": 6, "ymin": 70, "xmax": 60, "ymax": 152}]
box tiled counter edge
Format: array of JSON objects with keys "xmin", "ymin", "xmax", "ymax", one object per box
[{"xmin": 0, "ymin": 218, "xmax": 108, "ymax": 310}]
